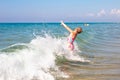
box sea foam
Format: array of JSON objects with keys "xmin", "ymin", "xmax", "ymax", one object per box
[{"xmin": 0, "ymin": 34, "xmax": 88, "ymax": 80}]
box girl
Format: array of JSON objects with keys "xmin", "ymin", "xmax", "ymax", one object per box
[{"xmin": 61, "ymin": 21, "xmax": 82, "ymax": 50}]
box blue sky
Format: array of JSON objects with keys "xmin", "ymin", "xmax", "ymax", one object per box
[{"xmin": 0, "ymin": 0, "xmax": 120, "ymax": 22}]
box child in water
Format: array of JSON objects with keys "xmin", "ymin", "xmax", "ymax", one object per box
[{"xmin": 61, "ymin": 21, "xmax": 82, "ymax": 50}]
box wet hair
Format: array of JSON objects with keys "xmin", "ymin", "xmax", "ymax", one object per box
[{"xmin": 76, "ymin": 27, "xmax": 82, "ymax": 34}]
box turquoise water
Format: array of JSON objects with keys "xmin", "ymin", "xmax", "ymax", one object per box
[{"xmin": 0, "ymin": 23, "xmax": 120, "ymax": 80}]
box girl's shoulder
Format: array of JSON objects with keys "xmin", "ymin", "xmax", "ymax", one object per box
[{"xmin": 70, "ymin": 32, "xmax": 77, "ymax": 39}]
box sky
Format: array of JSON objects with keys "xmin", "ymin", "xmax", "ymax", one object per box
[{"xmin": 0, "ymin": 0, "xmax": 120, "ymax": 22}]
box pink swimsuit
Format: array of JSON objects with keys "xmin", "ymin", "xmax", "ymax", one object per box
[{"xmin": 67, "ymin": 36, "xmax": 75, "ymax": 50}]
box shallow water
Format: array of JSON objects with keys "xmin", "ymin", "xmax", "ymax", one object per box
[{"xmin": 0, "ymin": 23, "xmax": 120, "ymax": 80}]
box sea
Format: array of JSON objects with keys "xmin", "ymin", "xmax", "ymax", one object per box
[{"xmin": 0, "ymin": 22, "xmax": 120, "ymax": 80}]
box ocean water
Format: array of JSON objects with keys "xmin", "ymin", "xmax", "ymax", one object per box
[{"xmin": 0, "ymin": 23, "xmax": 120, "ymax": 80}]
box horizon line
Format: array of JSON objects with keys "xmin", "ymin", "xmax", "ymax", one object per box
[{"xmin": 0, "ymin": 21, "xmax": 120, "ymax": 24}]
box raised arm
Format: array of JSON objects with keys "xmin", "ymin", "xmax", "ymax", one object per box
[{"xmin": 61, "ymin": 21, "xmax": 73, "ymax": 33}]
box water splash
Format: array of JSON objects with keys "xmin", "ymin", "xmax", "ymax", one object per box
[{"xmin": 0, "ymin": 34, "xmax": 89, "ymax": 80}]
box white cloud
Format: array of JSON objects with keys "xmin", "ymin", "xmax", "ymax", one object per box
[
  {"xmin": 110, "ymin": 9, "xmax": 120, "ymax": 16},
  {"xmin": 97, "ymin": 9, "xmax": 106, "ymax": 17},
  {"xmin": 86, "ymin": 9, "xmax": 120, "ymax": 17},
  {"xmin": 86, "ymin": 9, "xmax": 106, "ymax": 17},
  {"xmin": 81, "ymin": 9, "xmax": 120, "ymax": 22}
]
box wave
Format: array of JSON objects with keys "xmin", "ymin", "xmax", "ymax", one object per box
[{"xmin": 0, "ymin": 34, "xmax": 89, "ymax": 80}]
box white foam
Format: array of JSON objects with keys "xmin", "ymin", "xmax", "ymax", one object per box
[{"xmin": 0, "ymin": 34, "xmax": 89, "ymax": 80}]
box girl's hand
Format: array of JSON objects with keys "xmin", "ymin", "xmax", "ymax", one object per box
[{"xmin": 60, "ymin": 21, "xmax": 64, "ymax": 25}]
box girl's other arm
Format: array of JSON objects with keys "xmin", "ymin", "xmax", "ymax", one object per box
[{"xmin": 61, "ymin": 21, "xmax": 73, "ymax": 33}]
